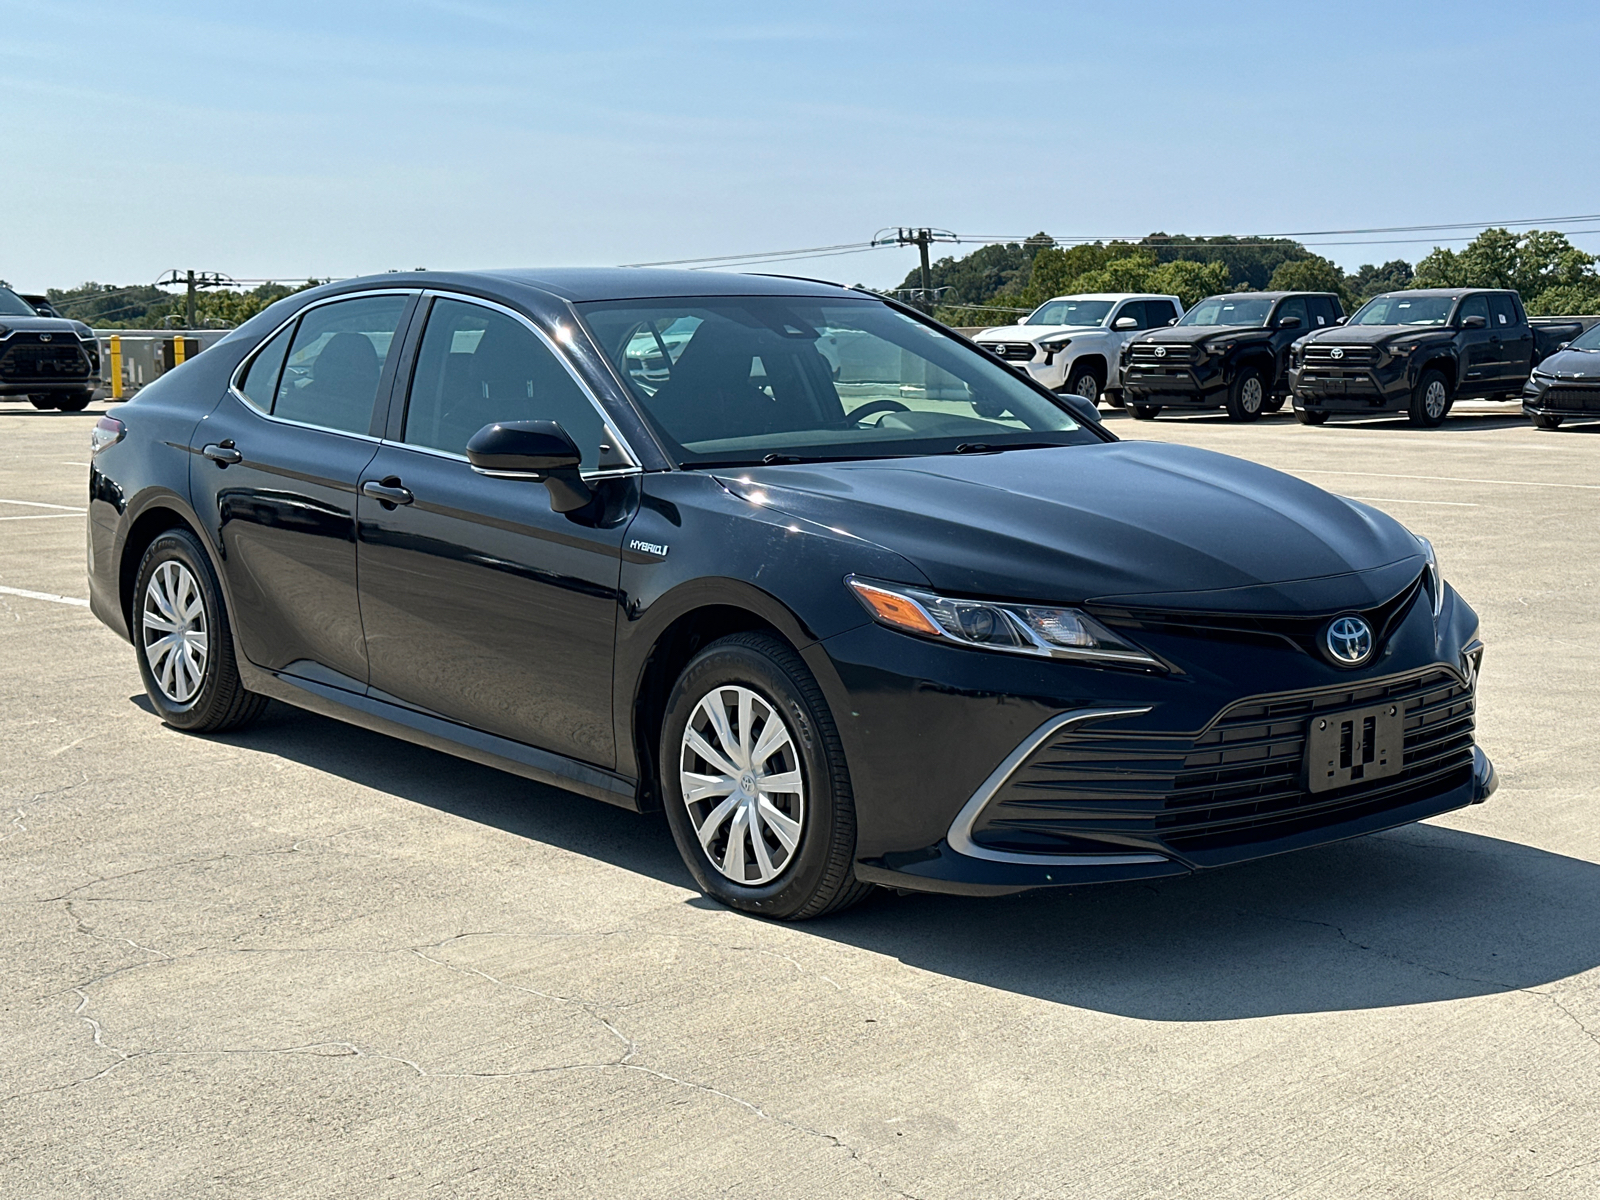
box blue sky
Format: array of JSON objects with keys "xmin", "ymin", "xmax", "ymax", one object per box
[{"xmin": 5, "ymin": 0, "xmax": 1600, "ymax": 294}]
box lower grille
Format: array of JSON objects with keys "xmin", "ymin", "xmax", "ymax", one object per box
[
  {"xmin": 0, "ymin": 341, "xmax": 91, "ymax": 381},
  {"xmin": 1540, "ymin": 385, "xmax": 1600, "ymax": 413},
  {"xmin": 970, "ymin": 668, "xmax": 1475, "ymax": 859}
]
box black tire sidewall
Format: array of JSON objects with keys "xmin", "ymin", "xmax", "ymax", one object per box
[
  {"xmin": 133, "ymin": 529, "xmax": 233, "ymax": 729},
  {"xmin": 659, "ymin": 636, "xmax": 853, "ymax": 919},
  {"xmin": 1067, "ymin": 367, "xmax": 1102, "ymax": 403},
  {"xmin": 1131, "ymin": 404, "xmax": 1160, "ymax": 420},
  {"xmin": 1410, "ymin": 370, "xmax": 1449, "ymax": 428},
  {"xmin": 1228, "ymin": 367, "xmax": 1265, "ymax": 421},
  {"xmin": 1533, "ymin": 414, "xmax": 1563, "ymax": 429}
]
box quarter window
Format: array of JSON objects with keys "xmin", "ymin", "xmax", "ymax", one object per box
[
  {"xmin": 402, "ymin": 298, "xmax": 606, "ymax": 468},
  {"xmin": 238, "ymin": 324, "xmax": 292, "ymax": 413},
  {"xmin": 273, "ymin": 295, "xmax": 409, "ymax": 435}
]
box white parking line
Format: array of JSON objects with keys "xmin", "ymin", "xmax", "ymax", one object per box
[
  {"xmin": 1300, "ymin": 469, "xmax": 1600, "ymax": 492},
  {"xmin": 0, "ymin": 584, "xmax": 90, "ymax": 608},
  {"xmin": 0, "ymin": 513, "xmax": 83, "ymax": 521},
  {"xmin": 0, "ymin": 498, "xmax": 86, "ymax": 511},
  {"xmin": 1347, "ymin": 496, "xmax": 1481, "ymax": 507}
]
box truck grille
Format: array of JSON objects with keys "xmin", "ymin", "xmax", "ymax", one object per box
[
  {"xmin": 0, "ymin": 337, "xmax": 91, "ymax": 381},
  {"xmin": 983, "ymin": 341, "xmax": 1036, "ymax": 362},
  {"xmin": 1303, "ymin": 345, "xmax": 1378, "ymax": 365},
  {"xmin": 1541, "ymin": 385, "xmax": 1600, "ymax": 413},
  {"xmin": 1129, "ymin": 343, "xmax": 1192, "ymax": 363},
  {"xmin": 970, "ymin": 668, "xmax": 1475, "ymax": 860}
]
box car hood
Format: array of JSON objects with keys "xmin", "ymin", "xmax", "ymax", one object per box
[
  {"xmin": 976, "ymin": 323, "xmax": 1102, "ymax": 343},
  {"xmin": 1302, "ymin": 325, "xmax": 1450, "ymax": 347},
  {"xmin": 0, "ymin": 314, "xmax": 94, "ymax": 338},
  {"xmin": 715, "ymin": 442, "xmax": 1425, "ymax": 612},
  {"xmin": 1134, "ymin": 326, "xmax": 1271, "ymax": 348},
  {"xmin": 1533, "ymin": 346, "xmax": 1600, "ymax": 379}
]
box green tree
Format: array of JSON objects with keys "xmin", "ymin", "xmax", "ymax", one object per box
[
  {"xmin": 1412, "ymin": 227, "xmax": 1600, "ymax": 313},
  {"xmin": 1346, "ymin": 259, "xmax": 1414, "ymax": 306},
  {"xmin": 1146, "ymin": 259, "xmax": 1232, "ymax": 309},
  {"xmin": 1268, "ymin": 254, "xmax": 1349, "ymax": 307}
]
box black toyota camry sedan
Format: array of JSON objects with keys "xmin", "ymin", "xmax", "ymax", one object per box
[{"xmin": 85, "ymin": 269, "xmax": 1495, "ymax": 919}]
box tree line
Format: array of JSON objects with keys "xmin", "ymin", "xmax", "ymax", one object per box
[
  {"xmin": 893, "ymin": 228, "xmax": 1600, "ymax": 326},
  {"xmin": 19, "ymin": 280, "xmax": 322, "ymax": 329}
]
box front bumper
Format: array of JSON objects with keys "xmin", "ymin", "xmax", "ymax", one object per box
[
  {"xmin": 823, "ymin": 585, "xmax": 1489, "ymax": 897},
  {"xmin": 1290, "ymin": 361, "xmax": 1411, "ymax": 413},
  {"xmin": 1121, "ymin": 361, "xmax": 1226, "ymax": 407},
  {"xmin": 1522, "ymin": 376, "xmax": 1600, "ymax": 417}
]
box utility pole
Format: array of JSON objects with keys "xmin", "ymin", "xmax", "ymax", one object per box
[
  {"xmin": 154, "ymin": 270, "xmax": 236, "ymax": 328},
  {"xmin": 185, "ymin": 270, "xmax": 196, "ymax": 329},
  {"xmin": 873, "ymin": 228, "xmax": 958, "ymax": 312}
]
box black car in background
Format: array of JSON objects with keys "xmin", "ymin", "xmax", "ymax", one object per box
[
  {"xmin": 0, "ymin": 285, "xmax": 100, "ymax": 410},
  {"xmin": 1119, "ymin": 291, "xmax": 1344, "ymax": 421},
  {"xmin": 86, "ymin": 269, "xmax": 1494, "ymax": 919},
  {"xmin": 1522, "ymin": 318, "xmax": 1600, "ymax": 429},
  {"xmin": 1289, "ymin": 288, "xmax": 1582, "ymax": 427}
]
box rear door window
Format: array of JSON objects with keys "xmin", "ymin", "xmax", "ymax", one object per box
[
  {"xmin": 1307, "ymin": 297, "xmax": 1335, "ymax": 327},
  {"xmin": 1488, "ymin": 294, "xmax": 1519, "ymax": 328},
  {"xmin": 1144, "ymin": 299, "xmax": 1178, "ymax": 326},
  {"xmin": 273, "ymin": 295, "xmax": 409, "ymax": 435}
]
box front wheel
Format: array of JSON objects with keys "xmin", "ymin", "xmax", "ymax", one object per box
[
  {"xmin": 660, "ymin": 633, "xmax": 872, "ymax": 920},
  {"xmin": 28, "ymin": 395, "xmax": 56, "ymax": 410},
  {"xmin": 1531, "ymin": 413, "xmax": 1564, "ymax": 430},
  {"xmin": 1103, "ymin": 388, "xmax": 1125, "ymax": 409},
  {"xmin": 1295, "ymin": 407, "xmax": 1330, "ymax": 425},
  {"xmin": 1408, "ymin": 369, "xmax": 1451, "ymax": 428},
  {"xmin": 1225, "ymin": 367, "xmax": 1266, "ymax": 421},
  {"xmin": 53, "ymin": 391, "xmax": 93, "ymax": 412},
  {"xmin": 1130, "ymin": 404, "xmax": 1161, "ymax": 420},
  {"xmin": 1065, "ymin": 365, "xmax": 1103, "ymax": 405},
  {"xmin": 133, "ymin": 528, "xmax": 267, "ymax": 732}
]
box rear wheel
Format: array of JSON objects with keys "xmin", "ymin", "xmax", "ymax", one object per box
[
  {"xmin": 1065, "ymin": 364, "xmax": 1103, "ymax": 405},
  {"xmin": 1408, "ymin": 369, "xmax": 1451, "ymax": 428},
  {"xmin": 1531, "ymin": 413, "xmax": 1564, "ymax": 430},
  {"xmin": 1295, "ymin": 407, "xmax": 1330, "ymax": 425},
  {"xmin": 1225, "ymin": 367, "xmax": 1266, "ymax": 421},
  {"xmin": 1130, "ymin": 404, "xmax": 1161, "ymax": 420},
  {"xmin": 133, "ymin": 529, "xmax": 267, "ymax": 733},
  {"xmin": 660, "ymin": 632, "xmax": 872, "ymax": 920}
]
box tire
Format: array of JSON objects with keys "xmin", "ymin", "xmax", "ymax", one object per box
[
  {"xmin": 1264, "ymin": 394, "xmax": 1287, "ymax": 413},
  {"xmin": 132, "ymin": 528, "xmax": 267, "ymax": 733},
  {"xmin": 28, "ymin": 395, "xmax": 56, "ymax": 410},
  {"xmin": 1103, "ymin": 389, "xmax": 1126, "ymax": 409},
  {"xmin": 1531, "ymin": 413, "xmax": 1564, "ymax": 430},
  {"xmin": 1295, "ymin": 407, "xmax": 1330, "ymax": 425},
  {"xmin": 1130, "ymin": 404, "xmax": 1161, "ymax": 420},
  {"xmin": 1225, "ymin": 366, "xmax": 1267, "ymax": 421},
  {"xmin": 1408, "ymin": 369, "xmax": 1451, "ymax": 428},
  {"xmin": 660, "ymin": 632, "xmax": 873, "ymax": 921},
  {"xmin": 53, "ymin": 391, "xmax": 92, "ymax": 413},
  {"xmin": 1064, "ymin": 364, "xmax": 1104, "ymax": 405}
]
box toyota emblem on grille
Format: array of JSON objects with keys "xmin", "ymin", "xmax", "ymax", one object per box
[
  {"xmin": 39, "ymin": 334, "xmax": 53, "ymax": 342},
  {"xmin": 1329, "ymin": 347, "xmax": 1344, "ymax": 359},
  {"xmin": 1153, "ymin": 345, "xmax": 1167, "ymax": 358},
  {"xmin": 1324, "ymin": 615, "xmax": 1374, "ymax": 666}
]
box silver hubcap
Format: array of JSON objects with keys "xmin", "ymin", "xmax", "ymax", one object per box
[
  {"xmin": 680, "ymin": 685, "xmax": 805, "ymax": 885},
  {"xmin": 142, "ymin": 561, "xmax": 208, "ymax": 704},
  {"xmin": 1425, "ymin": 380, "xmax": 1447, "ymax": 418},
  {"xmin": 1073, "ymin": 374, "xmax": 1099, "ymax": 401},
  {"xmin": 1240, "ymin": 376, "xmax": 1263, "ymax": 412}
]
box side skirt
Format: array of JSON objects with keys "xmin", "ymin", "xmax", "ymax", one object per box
[{"xmin": 239, "ymin": 661, "xmax": 642, "ymax": 812}]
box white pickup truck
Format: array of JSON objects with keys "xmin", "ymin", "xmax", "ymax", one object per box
[{"xmin": 972, "ymin": 292, "xmax": 1184, "ymax": 405}]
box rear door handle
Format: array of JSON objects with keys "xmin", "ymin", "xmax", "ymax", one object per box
[
  {"xmin": 361, "ymin": 478, "xmax": 414, "ymax": 506},
  {"xmin": 202, "ymin": 443, "xmax": 242, "ymax": 465}
]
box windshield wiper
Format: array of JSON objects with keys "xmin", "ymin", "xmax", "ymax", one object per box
[{"xmin": 951, "ymin": 441, "xmax": 1069, "ymax": 455}]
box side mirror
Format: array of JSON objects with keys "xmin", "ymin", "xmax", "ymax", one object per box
[
  {"xmin": 1335, "ymin": 315, "xmax": 1347, "ymax": 325},
  {"xmin": 1166, "ymin": 317, "xmax": 1178, "ymax": 325},
  {"xmin": 466, "ymin": 420, "xmax": 593, "ymax": 513},
  {"xmin": 1558, "ymin": 341, "xmax": 1571, "ymax": 352},
  {"xmin": 1276, "ymin": 315, "xmax": 1302, "ymax": 330},
  {"xmin": 1113, "ymin": 316, "xmax": 1139, "ymax": 330},
  {"xmin": 1462, "ymin": 314, "xmax": 1488, "ymax": 329},
  {"xmin": 1058, "ymin": 391, "xmax": 1101, "ymax": 425}
]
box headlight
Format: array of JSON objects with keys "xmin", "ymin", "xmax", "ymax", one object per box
[
  {"xmin": 1204, "ymin": 339, "xmax": 1236, "ymax": 356},
  {"xmin": 1040, "ymin": 338, "xmax": 1072, "ymax": 354},
  {"xmin": 1416, "ymin": 535, "xmax": 1443, "ymax": 618},
  {"xmin": 846, "ymin": 576, "xmax": 1161, "ymax": 668},
  {"xmin": 1530, "ymin": 366, "xmax": 1554, "ymax": 381},
  {"xmin": 1388, "ymin": 343, "xmax": 1417, "ymax": 358}
]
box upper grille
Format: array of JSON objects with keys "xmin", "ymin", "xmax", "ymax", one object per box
[
  {"xmin": 1303, "ymin": 344, "xmax": 1378, "ymax": 365},
  {"xmin": 1130, "ymin": 343, "xmax": 1193, "ymax": 363},
  {"xmin": 0, "ymin": 338, "xmax": 91, "ymax": 381},
  {"xmin": 1541, "ymin": 384, "xmax": 1600, "ymax": 413},
  {"xmin": 984, "ymin": 341, "xmax": 1037, "ymax": 362},
  {"xmin": 970, "ymin": 668, "xmax": 1475, "ymax": 860}
]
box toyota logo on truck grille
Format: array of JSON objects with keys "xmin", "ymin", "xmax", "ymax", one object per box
[{"xmin": 1330, "ymin": 347, "xmax": 1345, "ymax": 359}]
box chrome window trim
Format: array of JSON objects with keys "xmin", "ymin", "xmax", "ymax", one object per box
[
  {"xmin": 226, "ymin": 288, "xmax": 417, "ymax": 432},
  {"xmin": 944, "ymin": 706, "xmax": 1169, "ymax": 868},
  {"xmin": 409, "ymin": 289, "xmax": 641, "ymax": 472},
  {"xmin": 373, "ymin": 435, "xmax": 642, "ymax": 483}
]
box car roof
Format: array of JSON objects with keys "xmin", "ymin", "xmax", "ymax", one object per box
[
  {"xmin": 1042, "ymin": 292, "xmax": 1179, "ymax": 302},
  {"xmin": 1373, "ymin": 287, "xmax": 1506, "ymax": 299},
  {"xmin": 1202, "ymin": 291, "xmax": 1336, "ymax": 302},
  {"xmin": 310, "ymin": 267, "xmax": 858, "ymax": 305}
]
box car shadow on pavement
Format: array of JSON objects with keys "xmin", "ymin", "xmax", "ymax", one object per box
[{"xmin": 189, "ymin": 698, "xmax": 1600, "ymax": 1023}]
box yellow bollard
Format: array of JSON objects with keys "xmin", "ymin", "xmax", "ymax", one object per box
[
  {"xmin": 173, "ymin": 336, "xmax": 187, "ymax": 366},
  {"xmin": 109, "ymin": 335, "xmax": 123, "ymax": 399}
]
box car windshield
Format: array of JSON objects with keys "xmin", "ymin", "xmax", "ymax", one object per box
[
  {"xmin": 580, "ymin": 296, "xmax": 1096, "ymax": 467},
  {"xmin": 0, "ymin": 288, "xmax": 37, "ymax": 317},
  {"xmin": 1349, "ymin": 295, "xmax": 1456, "ymax": 326},
  {"xmin": 1565, "ymin": 322, "xmax": 1600, "ymax": 351},
  {"xmin": 1024, "ymin": 299, "xmax": 1114, "ymax": 327},
  {"xmin": 1176, "ymin": 296, "xmax": 1273, "ymax": 327}
]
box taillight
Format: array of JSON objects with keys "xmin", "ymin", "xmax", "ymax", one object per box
[{"xmin": 90, "ymin": 416, "xmax": 124, "ymax": 455}]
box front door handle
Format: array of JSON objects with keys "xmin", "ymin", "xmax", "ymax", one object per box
[
  {"xmin": 202, "ymin": 442, "xmax": 241, "ymax": 465},
  {"xmin": 361, "ymin": 478, "xmax": 414, "ymax": 507}
]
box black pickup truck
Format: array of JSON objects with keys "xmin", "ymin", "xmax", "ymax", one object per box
[
  {"xmin": 1119, "ymin": 291, "xmax": 1344, "ymax": 421},
  {"xmin": 1289, "ymin": 288, "xmax": 1581, "ymax": 428},
  {"xmin": 0, "ymin": 285, "xmax": 100, "ymax": 411}
]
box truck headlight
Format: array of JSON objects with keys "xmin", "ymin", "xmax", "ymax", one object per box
[{"xmin": 847, "ymin": 576, "xmax": 1161, "ymax": 668}]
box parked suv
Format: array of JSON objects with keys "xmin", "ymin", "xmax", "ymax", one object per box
[
  {"xmin": 1289, "ymin": 288, "xmax": 1581, "ymax": 428},
  {"xmin": 1121, "ymin": 292, "xmax": 1343, "ymax": 421},
  {"xmin": 974, "ymin": 293, "xmax": 1182, "ymax": 405},
  {"xmin": 0, "ymin": 285, "xmax": 100, "ymax": 410}
]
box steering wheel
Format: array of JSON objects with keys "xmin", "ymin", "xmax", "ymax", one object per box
[{"xmin": 845, "ymin": 399, "xmax": 911, "ymax": 426}]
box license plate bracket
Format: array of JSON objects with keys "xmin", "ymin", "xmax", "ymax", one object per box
[{"xmin": 1307, "ymin": 702, "xmax": 1404, "ymax": 793}]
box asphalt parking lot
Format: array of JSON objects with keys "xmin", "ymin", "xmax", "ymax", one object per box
[{"xmin": 3, "ymin": 399, "xmax": 1597, "ymax": 1199}]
